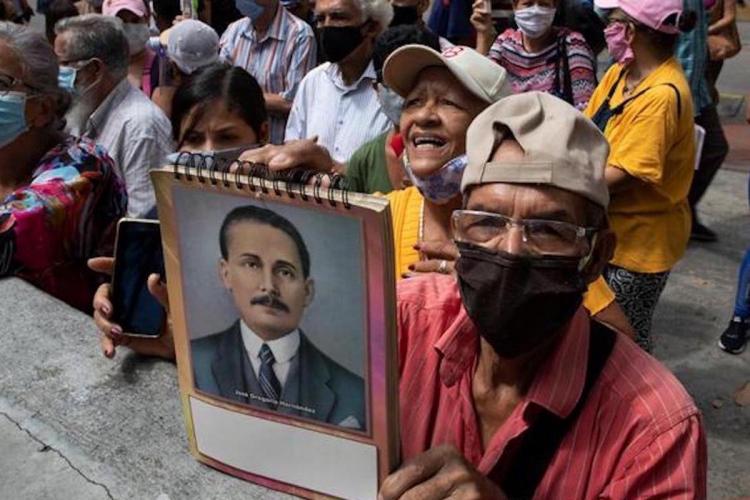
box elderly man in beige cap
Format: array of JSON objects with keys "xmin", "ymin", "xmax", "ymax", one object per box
[{"xmin": 382, "ymin": 91, "xmax": 706, "ymax": 499}]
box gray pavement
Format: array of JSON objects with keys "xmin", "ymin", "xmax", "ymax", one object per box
[
  {"xmin": 655, "ymin": 167, "xmax": 750, "ymax": 498},
  {"xmin": 0, "ymin": 278, "xmax": 289, "ymax": 500}
]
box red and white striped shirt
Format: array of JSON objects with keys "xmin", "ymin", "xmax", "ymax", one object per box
[{"xmin": 397, "ymin": 274, "xmax": 707, "ymax": 499}]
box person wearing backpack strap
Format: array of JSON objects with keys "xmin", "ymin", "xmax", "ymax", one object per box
[
  {"xmin": 585, "ymin": 0, "xmax": 697, "ymax": 352},
  {"xmin": 471, "ymin": 0, "xmax": 598, "ymax": 110}
]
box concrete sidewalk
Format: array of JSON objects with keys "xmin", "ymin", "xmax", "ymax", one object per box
[
  {"xmin": 656, "ymin": 167, "xmax": 750, "ymax": 498},
  {"xmin": 0, "ymin": 278, "xmax": 287, "ymax": 500}
]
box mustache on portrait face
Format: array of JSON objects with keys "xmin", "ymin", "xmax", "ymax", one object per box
[{"xmin": 250, "ymin": 294, "xmax": 290, "ymax": 313}]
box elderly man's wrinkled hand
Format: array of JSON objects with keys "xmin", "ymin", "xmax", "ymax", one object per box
[
  {"xmin": 236, "ymin": 138, "xmax": 327, "ymax": 173},
  {"xmin": 379, "ymin": 444, "xmax": 507, "ymax": 500}
]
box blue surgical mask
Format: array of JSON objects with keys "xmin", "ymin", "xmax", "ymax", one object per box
[
  {"xmin": 402, "ymin": 154, "xmax": 468, "ymax": 205},
  {"xmin": 58, "ymin": 66, "xmax": 77, "ymax": 91},
  {"xmin": 235, "ymin": 0, "xmax": 265, "ymax": 22},
  {"xmin": 376, "ymin": 85, "xmax": 404, "ymax": 126},
  {"xmin": 0, "ymin": 91, "xmax": 29, "ymax": 149}
]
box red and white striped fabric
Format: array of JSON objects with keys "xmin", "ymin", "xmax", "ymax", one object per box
[{"xmin": 397, "ymin": 273, "xmax": 707, "ymax": 499}]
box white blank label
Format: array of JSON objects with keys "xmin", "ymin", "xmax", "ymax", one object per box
[{"xmin": 190, "ymin": 397, "xmax": 378, "ymax": 499}]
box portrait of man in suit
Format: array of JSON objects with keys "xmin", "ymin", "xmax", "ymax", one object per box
[{"xmin": 191, "ymin": 205, "xmax": 365, "ymax": 431}]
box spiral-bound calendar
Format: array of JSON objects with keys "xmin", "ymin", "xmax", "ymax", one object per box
[{"xmin": 151, "ymin": 155, "xmax": 399, "ymax": 499}]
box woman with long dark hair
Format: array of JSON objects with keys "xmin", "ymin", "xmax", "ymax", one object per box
[{"xmin": 170, "ymin": 63, "xmax": 268, "ymax": 151}]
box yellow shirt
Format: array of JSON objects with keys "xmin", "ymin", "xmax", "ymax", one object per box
[
  {"xmin": 585, "ymin": 58, "xmax": 695, "ymax": 273},
  {"xmin": 386, "ymin": 187, "xmax": 616, "ymax": 315}
]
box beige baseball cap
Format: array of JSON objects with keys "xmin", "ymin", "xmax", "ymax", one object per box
[
  {"xmin": 461, "ymin": 92, "xmax": 610, "ymax": 207},
  {"xmin": 382, "ymin": 44, "xmax": 509, "ymax": 103}
]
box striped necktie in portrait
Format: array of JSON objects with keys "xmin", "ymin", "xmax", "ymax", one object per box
[{"xmin": 258, "ymin": 343, "xmax": 281, "ymax": 408}]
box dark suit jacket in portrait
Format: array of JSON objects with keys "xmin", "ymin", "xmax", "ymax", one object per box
[{"xmin": 191, "ymin": 321, "xmax": 366, "ymax": 430}]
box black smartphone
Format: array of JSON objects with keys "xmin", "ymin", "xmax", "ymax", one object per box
[{"xmin": 111, "ymin": 219, "xmax": 166, "ymax": 337}]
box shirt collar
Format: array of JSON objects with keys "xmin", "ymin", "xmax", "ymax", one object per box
[
  {"xmin": 434, "ymin": 296, "xmax": 591, "ymax": 419},
  {"xmin": 86, "ymin": 79, "xmax": 132, "ymax": 138},
  {"xmin": 325, "ymin": 60, "xmax": 377, "ymax": 93},
  {"xmin": 240, "ymin": 4, "xmax": 287, "ymax": 43},
  {"xmin": 240, "ymin": 319, "xmax": 300, "ymax": 364}
]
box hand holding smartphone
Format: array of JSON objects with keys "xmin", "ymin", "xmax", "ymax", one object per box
[{"xmin": 111, "ymin": 219, "xmax": 166, "ymax": 337}]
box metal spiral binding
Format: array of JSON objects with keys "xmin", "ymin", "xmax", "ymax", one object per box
[
  {"xmin": 312, "ymin": 173, "xmax": 323, "ymax": 204},
  {"xmin": 195, "ymin": 153, "xmax": 205, "ymax": 183},
  {"xmin": 272, "ymin": 173, "xmax": 283, "ymax": 197},
  {"xmin": 207, "ymin": 157, "xmax": 218, "ymax": 185},
  {"xmin": 221, "ymin": 161, "xmax": 231, "ymax": 188},
  {"xmin": 169, "ymin": 152, "xmax": 353, "ymax": 209},
  {"xmin": 284, "ymin": 170, "xmax": 297, "ymax": 199},
  {"xmin": 233, "ymin": 159, "xmax": 244, "ymax": 189}
]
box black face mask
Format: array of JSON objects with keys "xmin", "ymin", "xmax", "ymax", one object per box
[
  {"xmin": 455, "ymin": 242, "xmax": 587, "ymax": 359},
  {"xmin": 318, "ymin": 24, "xmax": 365, "ymax": 63},
  {"xmin": 390, "ymin": 5, "xmax": 419, "ymax": 26}
]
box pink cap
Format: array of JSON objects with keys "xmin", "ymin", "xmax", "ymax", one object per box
[
  {"xmin": 102, "ymin": 0, "xmax": 149, "ymax": 17},
  {"xmin": 594, "ymin": 0, "xmax": 682, "ymax": 34}
]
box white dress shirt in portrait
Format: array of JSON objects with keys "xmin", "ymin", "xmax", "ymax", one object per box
[{"xmin": 240, "ymin": 320, "xmax": 300, "ymax": 387}]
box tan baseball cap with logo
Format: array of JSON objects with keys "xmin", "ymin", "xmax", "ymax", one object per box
[
  {"xmin": 382, "ymin": 44, "xmax": 509, "ymax": 104},
  {"xmin": 461, "ymin": 91, "xmax": 611, "ymax": 208}
]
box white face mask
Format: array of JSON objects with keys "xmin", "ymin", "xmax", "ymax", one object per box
[
  {"xmin": 123, "ymin": 23, "xmax": 151, "ymax": 55},
  {"xmin": 514, "ymin": 5, "xmax": 556, "ymax": 40}
]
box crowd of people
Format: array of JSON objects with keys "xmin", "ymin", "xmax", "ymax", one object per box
[{"xmin": 1, "ymin": 0, "xmax": 747, "ymax": 496}]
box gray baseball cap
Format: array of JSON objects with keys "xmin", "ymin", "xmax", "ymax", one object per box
[
  {"xmin": 165, "ymin": 20, "xmax": 220, "ymax": 75},
  {"xmin": 462, "ymin": 92, "xmax": 611, "ymax": 207}
]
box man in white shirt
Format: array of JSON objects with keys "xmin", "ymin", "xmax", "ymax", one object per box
[
  {"xmin": 191, "ymin": 205, "xmax": 365, "ymax": 430},
  {"xmin": 284, "ymin": 0, "xmax": 393, "ymax": 162},
  {"xmin": 54, "ymin": 14, "xmax": 173, "ymax": 217}
]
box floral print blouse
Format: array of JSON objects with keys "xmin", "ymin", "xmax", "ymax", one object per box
[{"xmin": 0, "ymin": 136, "xmax": 127, "ymax": 312}]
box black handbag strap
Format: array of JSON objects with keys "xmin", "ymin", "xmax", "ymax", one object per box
[
  {"xmin": 553, "ymin": 33, "xmax": 574, "ymax": 106},
  {"xmin": 500, "ymin": 321, "xmax": 617, "ymax": 500},
  {"xmin": 609, "ymin": 68, "xmax": 683, "ymax": 118}
]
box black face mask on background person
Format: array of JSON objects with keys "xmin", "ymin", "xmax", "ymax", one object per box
[
  {"xmin": 319, "ymin": 24, "xmax": 366, "ymax": 63},
  {"xmin": 390, "ymin": 5, "xmax": 419, "ymax": 26},
  {"xmin": 455, "ymin": 242, "xmax": 588, "ymax": 359}
]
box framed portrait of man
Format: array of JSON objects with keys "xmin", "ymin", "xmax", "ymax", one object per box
[{"xmin": 152, "ymin": 166, "xmax": 399, "ymax": 500}]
